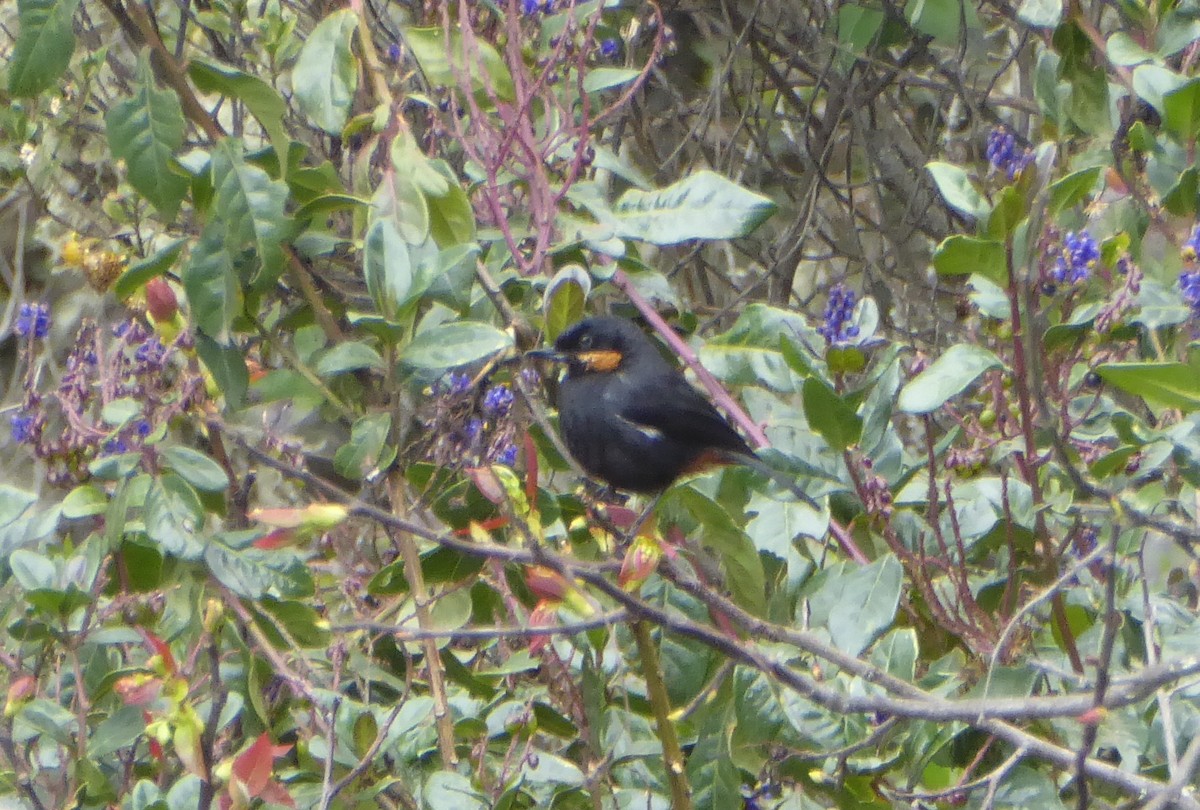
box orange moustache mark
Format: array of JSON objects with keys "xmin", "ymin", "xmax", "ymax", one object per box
[{"xmin": 579, "ymin": 349, "xmax": 623, "ymax": 372}]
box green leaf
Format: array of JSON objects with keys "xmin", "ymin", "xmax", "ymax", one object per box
[
  {"xmin": 62, "ymin": 484, "xmax": 108, "ymax": 519},
  {"xmin": 1164, "ymin": 166, "xmax": 1199, "ymax": 216},
  {"xmin": 293, "ymin": 193, "xmax": 368, "ymax": 222},
  {"xmin": 184, "ymin": 218, "xmax": 241, "ymax": 341},
  {"xmin": 210, "ymin": 139, "xmax": 291, "ymax": 288},
  {"xmin": 257, "ymin": 598, "xmax": 331, "ymax": 648},
  {"xmin": 423, "ymin": 771, "xmax": 488, "ymax": 810},
  {"xmin": 989, "ymin": 767, "xmax": 1066, "ymax": 807},
  {"xmin": 106, "ymin": 53, "xmax": 189, "ymax": 221},
  {"xmin": 1158, "ymin": 16, "xmax": 1200, "ymax": 60},
  {"xmin": 0, "ymin": 486, "xmax": 38, "ymax": 528},
  {"xmin": 9, "ymin": 549, "xmax": 56, "ymax": 591},
  {"xmin": 985, "ymin": 185, "xmax": 1025, "ymax": 239},
  {"xmin": 426, "ymin": 164, "xmax": 475, "ymax": 247},
  {"xmin": 582, "ymin": 67, "xmax": 641, "ymax": 93},
  {"xmin": 188, "ymin": 59, "xmax": 290, "ymax": 173},
  {"xmin": 292, "ymin": 9, "xmax": 359, "ymax": 135},
  {"xmin": 89, "ymin": 452, "xmax": 141, "ymax": 480},
  {"xmin": 688, "ymin": 697, "xmax": 740, "ymax": 810},
  {"xmin": 745, "ymin": 492, "xmax": 827, "ymax": 558},
  {"xmin": 1107, "ymin": 32, "xmax": 1155, "ymax": 67},
  {"xmin": 806, "ymin": 555, "xmax": 903, "ymax": 655},
  {"xmin": 1096, "ymin": 362, "xmax": 1200, "ymax": 412},
  {"xmin": 607, "ymin": 171, "xmax": 776, "ymax": 245},
  {"xmin": 8, "ymin": 0, "xmax": 80, "ymax": 97},
  {"xmin": 364, "ymin": 219, "xmax": 416, "ymax": 320},
  {"xmin": 907, "ymin": 0, "xmax": 977, "ymax": 44},
  {"xmin": 933, "ymin": 235, "xmax": 1008, "ymax": 287},
  {"xmin": 315, "ymin": 341, "xmax": 385, "ymax": 376},
  {"xmin": 101, "ymin": 397, "xmax": 141, "ymax": 427},
  {"xmin": 90, "ymin": 706, "xmax": 146, "ymax": 759},
  {"xmin": 926, "ymin": 162, "xmax": 989, "ymax": 219},
  {"xmin": 1018, "ymin": 0, "xmax": 1062, "ymax": 28},
  {"xmin": 363, "ymin": 166, "xmax": 437, "ymax": 317},
  {"xmin": 373, "ymin": 167, "xmax": 430, "ymax": 247},
  {"xmin": 205, "ymin": 541, "xmax": 313, "ymax": 599},
  {"xmin": 733, "ymin": 668, "xmax": 805, "ymax": 748},
  {"xmin": 402, "ymin": 322, "xmax": 513, "ymax": 370},
  {"xmin": 19, "ymin": 699, "xmax": 78, "ymax": 743},
  {"xmin": 802, "ymin": 377, "xmax": 862, "ymax": 451},
  {"xmin": 424, "ymin": 244, "xmax": 479, "ymax": 311},
  {"xmin": 333, "ymin": 413, "xmax": 393, "ymax": 480},
  {"xmin": 195, "ymin": 334, "xmax": 249, "ymax": 410},
  {"xmin": 837, "ymin": 5, "xmax": 884, "ymax": 55},
  {"xmin": 161, "ymin": 446, "xmax": 230, "ymax": 492},
  {"xmin": 145, "ymin": 475, "xmax": 206, "ymax": 560},
  {"xmin": 1133, "ymin": 64, "xmax": 1186, "ymax": 116},
  {"xmin": 662, "ymin": 487, "xmax": 766, "ymax": 615},
  {"xmin": 390, "ymin": 135, "xmax": 440, "ymax": 233},
  {"xmin": 701, "ymin": 303, "xmax": 814, "ymax": 392},
  {"xmin": 870, "ymin": 628, "xmax": 918, "ymax": 681},
  {"xmin": 403, "ymin": 27, "xmax": 514, "ymax": 102},
  {"xmin": 114, "ymin": 240, "xmax": 186, "ymax": 301},
  {"xmin": 543, "ymin": 265, "xmax": 590, "ymax": 342},
  {"xmin": 898, "ymin": 344, "xmax": 1003, "ymax": 414},
  {"xmin": 1048, "ymin": 166, "xmax": 1102, "ymax": 217},
  {"xmin": 104, "ymin": 478, "xmax": 134, "ymax": 548},
  {"xmin": 1164, "ymin": 78, "xmax": 1200, "ymax": 140}
]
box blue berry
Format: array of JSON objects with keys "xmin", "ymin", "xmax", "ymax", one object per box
[
  {"xmin": 135, "ymin": 338, "xmax": 166, "ymax": 366},
  {"xmin": 817, "ymin": 283, "xmax": 859, "ymax": 344},
  {"xmin": 440, "ymin": 372, "xmax": 471, "ymax": 397},
  {"xmin": 10, "ymin": 413, "xmax": 34, "ymax": 443},
  {"xmin": 1051, "ymin": 231, "xmax": 1099, "ymax": 285},
  {"xmin": 599, "ymin": 39, "xmax": 619, "ymax": 59},
  {"xmin": 494, "ymin": 444, "xmax": 518, "ymax": 466},
  {"xmin": 985, "ymin": 127, "xmax": 1032, "ymax": 180},
  {"xmin": 15, "ymin": 303, "xmax": 50, "ymax": 339},
  {"xmin": 1180, "ymin": 268, "xmax": 1200, "ymax": 317},
  {"xmin": 482, "ymin": 385, "xmax": 514, "ymax": 416},
  {"xmin": 465, "ymin": 418, "xmax": 484, "ymax": 442}
]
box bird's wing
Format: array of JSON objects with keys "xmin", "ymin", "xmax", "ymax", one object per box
[{"xmin": 621, "ymin": 375, "xmax": 754, "ymax": 456}]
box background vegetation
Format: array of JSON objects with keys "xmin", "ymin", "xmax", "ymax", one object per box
[{"xmin": 3, "ymin": 0, "xmax": 1200, "ymax": 807}]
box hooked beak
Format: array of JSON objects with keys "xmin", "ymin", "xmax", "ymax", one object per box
[{"xmin": 524, "ymin": 348, "xmax": 570, "ymax": 364}]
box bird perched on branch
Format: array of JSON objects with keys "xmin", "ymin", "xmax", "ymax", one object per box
[{"xmin": 529, "ymin": 316, "xmax": 815, "ymax": 505}]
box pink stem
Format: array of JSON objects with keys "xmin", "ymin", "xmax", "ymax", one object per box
[{"xmin": 610, "ymin": 269, "xmax": 771, "ymax": 448}]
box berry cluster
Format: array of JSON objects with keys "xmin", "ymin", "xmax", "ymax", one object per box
[
  {"xmin": 1051, "ymin": 231, "xmax": 1100, "ymax": 286},
  {"xmin": 985, "ymin": 127, "xmax": 1033, "ymax": 180},
  {"xmin": 1181, "ymin": 269, "xmax": 1200, "ymax": 318},
  {"xmin": 14, "ymin": 303, "xmax": 50, "ymax": 340},
  {"xmin": 421, "ymin": 373, "xmax": 525, "ymax": 469},
  {"xmin": 521, "ymin": 0, "xmax": 555, "ymax": 14},
  {"xmin": 817, "ymin": 284, "xmax": 860, "ymax": 344},
  {"xmin": 9, "ymin": 316, "xmax": 205, "ymax": 486}
]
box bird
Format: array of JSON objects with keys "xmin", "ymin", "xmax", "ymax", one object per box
[{"xmin": 529, "ymin": 316, "xmax": 811, "ymax": 500}]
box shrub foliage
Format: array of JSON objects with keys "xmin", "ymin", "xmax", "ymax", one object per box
[{"xmin": 2, "ymin": 0, "xmax": 1200, "ymax": 808}]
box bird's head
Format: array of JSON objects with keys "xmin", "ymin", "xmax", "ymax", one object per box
[{"xmin": 526, "ymin": 317, "xmax": 655, "ymax": 376}]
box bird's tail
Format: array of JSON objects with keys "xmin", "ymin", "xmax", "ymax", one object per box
[{"xmin": 724, "ymin": 450, "xmax": 824, "ymax": 511}]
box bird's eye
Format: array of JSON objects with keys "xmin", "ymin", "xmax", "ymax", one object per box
[{"xmin": 577, "ymin": 334, "xmax": 593, "ymax": 349}]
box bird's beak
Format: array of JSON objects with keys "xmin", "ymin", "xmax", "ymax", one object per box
[{"xmin": 524, "ymin": 348, "xmax": 570, "ymax": 363}]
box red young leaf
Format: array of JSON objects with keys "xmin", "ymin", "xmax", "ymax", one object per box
[
  {"xmin": 232, "ymin": 732, "xmax": 293, "ymax": 797},
  {"xmin": 140, "ymin": 629, "xmax": 176, "ymax": 674}
]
